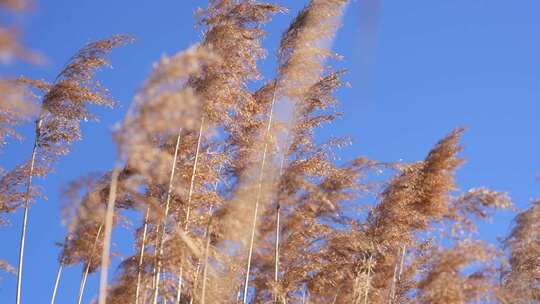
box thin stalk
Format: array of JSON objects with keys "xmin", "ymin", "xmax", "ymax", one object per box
[
  {"xmin": 174, "ymin": 266, "xmax": 184, "ymax": 304},
  {"xmin": 152, "ymin": 130, "xmax": 183, "ymax": 304},
  {"xmin": 353, "ymin": 275, "xmax": 360, "ymax": 304},
  {"xmin": 183, "ymin": 117, "xmax": 204, "ymax": 231},
  {"xmin": 78, "ymin": 224, "xmax": 104, "ymax": 304},
  {"xmin": 398, "ymin": 245, "xmax": 406, "ymax": 280},
  {"xmin": 50, "ymin": 263, "xmax": 63, "ymax": 304},
  {"xmin": 273, "ymin": 204, "xmax": 280, "ymax": 299},
  {"xmin": 175, "ymin": 117, "xmax": 205, "ymax": 304},
  {"xmin": 142, "ymin": 278, "xmax": 150, "ymax": 304},
  {"xmin": 188, "ymin": 208, "xmax": 214, "ymax": 304},
  {"xmin": 98, "ymin": 166, "xmax": 120, "ymax": 304},
  {"xmin": 273, "ymin": 152, "xmax": 287, "ymax": 303},
  {"xmin": 388, "ymin": 245, "xmax": 406, "ymax": 304},
  {"xmin": 16, "ymin": 116, "xmax": 43, "ymax": 304},
  {"xmin": 388, "ymin": 263, "xmax": 398, "ymax": 304},
  {"xmin": 190, "ymin": 165, "xmax": 221, "ymax": 304},
  {"xmin": 200, "ymin": 224, "xmax": 212, "ymax": 304},
  {"xmin": 331, "ymin": 286, "xmax": 341, "ymax": 304},
  {"xmin": 363, "ymin": 256, "xmax": 373, "ymax": 304},
  {"xmin": 243, "ymin": 82, "xmax": 278, "ymax": 304},
  {"xmin": 135, "ymin": 207, "xmax": 151, "ymax": 304},
  {"xmin": 152, "ymin": 222, "xmax": 161, "ymax": 292}
]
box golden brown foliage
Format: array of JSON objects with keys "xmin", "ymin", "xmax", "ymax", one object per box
[
  {"xmin": 499, "ymin": 201, "xmax": 540, "ymax": 303},
  {"xmin": 0, "ymin": 36, "xmax": 130, "ymax": 222},
  {"xmin": 417, "ymin": 241, "xmax": 496, "ymax": 304},
  {"xmin": 0, "ymin": 2, "xmax": 534, "ymax": 304}
]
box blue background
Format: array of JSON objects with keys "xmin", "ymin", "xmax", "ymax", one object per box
[{"xmin": 1, "ymin": 0, "xmax": 539, "ymax": 302}]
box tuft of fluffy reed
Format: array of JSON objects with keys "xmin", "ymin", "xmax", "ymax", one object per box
[
  {"xmin": 0, "ymin": 0, "xmax": 39, "ymax": 64},
  {"xmin": 417, "ymin": 241, "xmax": 497, "ymax": 304},
  {"xmin": 499, "ymin": 200, "xmax": 540, "ymax": 303},
  {"xmin": 7, "ymin": 35, "xmax": 130, "ymax": 304}
]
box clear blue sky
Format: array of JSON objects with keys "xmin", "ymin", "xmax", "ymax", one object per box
[{"xmin": 1, "ymin": 1, "xmax": 539, "ymax": 302}]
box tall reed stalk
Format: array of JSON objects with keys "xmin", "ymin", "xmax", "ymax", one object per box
[
  {"xmin": 242, "ymin": 85, "xmax": 278, "ymax": 304},
  {"xmin": 78, "ymin": 224, "xmax": 103, "ymax": 304},
  {"xmin": 175, "ymin": 117, "xmax": 205, "ymax": 304},
  {"xmin": 200, "ymin": 223, "xmax": 212, "ymax": 304},
  {"xmin": 363, "ymin": 256, "xmax": 373, "ymax": 304},
  {"xmin": 273, "ymin": 151, "xmax": 288, "ymax": 303},
  {"xmin": 152, "ymin": 131, "xmax": 183, "ymax": 304},
  {"xmin": 189, "ymin": 164, "xmax": 221, "ymax": 304},
  {"xmin": 49, "ymin": 263, "xmax": 63, "ymax": 304},
  {"xmin": 134, "ymin": 207, "xmax": 150, "ymax": 304},
  {"xmin": 16, "ymin": 115, "xmax": 42, "ymax": 304},
  {"xmin": 11, "ymin": 35, "xmax": 128, "ymax": 304},
  {"xmin": 98, "ymin": 167, "xmax": 120, "ymax": 304}
]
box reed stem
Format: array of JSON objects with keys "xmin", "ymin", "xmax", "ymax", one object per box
[
  {"xmin": 79, "ymin": 224, "xmax": 103, "ymax": 304},
  {"xmin": 50, "ymin": 263, "xmax": 63, "ymax": 304},
  {"xmin": 243, "ymin": 81, "xmax": 278, "ymax": 304},
  {"xmin": 200, "ymin": 224, "xmax": 212, "ymax": 304},
  {"xmin": 175, "ymin": 117, "xmax": 204, "ymax": 304},
  {"xmin": 98, "ymin": 167, "xmax": 120, "ymax": 304},
  {"xmin": 152, "ymin": 130, "xmax": 182, "ymax": 304},
  {"xmin": 363, "ymin": 256, "xmax": 373, "ymax": 304},
  {"xmin": 16, "ymin": 116, "xmax": 43, "ymax": 304},
  {"xmin": 135, "ymin": 207, "xmax": 151, "ymax": 304}
]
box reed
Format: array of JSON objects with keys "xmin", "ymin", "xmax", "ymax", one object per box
[{"xmin": 0, "ymin": 2, "xmax": 534, "ymax": 304}]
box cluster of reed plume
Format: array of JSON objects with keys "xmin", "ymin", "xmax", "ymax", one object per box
[{"xmin": 0, "ymin": 0, "xmax": 538, "ymax": 303}]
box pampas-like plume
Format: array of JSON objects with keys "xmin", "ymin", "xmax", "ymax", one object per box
[
  {"xmin": 417, "ymin": 241, "xmax": 496, "ymax": 304},
  {"xmin": 104, "ymin": 45, "xmax": 219, "ymax": 304},
  {"xmin": 11, "ymin": 35, "xmax": 129, "ymax": 304},
  {"xmin": 367, "ymin": 129, "xmax": 466, "ymax": 244},
  {"xmin": 499, "ymin": 200, "xmax": 540, "ymax": 303},
  {"xmin": 305, "ymin": 130, "xmax": 465, "ymax": 303},
  {"xmin": 250, "ymin": 69, "xmax": 352, "ymax": 303},
  {"xmin": 278, "ymin": 0, "xmax": 347, "ymax": 101},
  {"xmin": 58, "ymin": 169, "xmax": 135, "ymax": 303},
  {"xmin": 362, "ymin": 129, "xmax": 466, "ymax": 302},
  {"xmin": 115, "ymin": 46, "xmax": 217, "ymax": 301},
  {"xmin": 169, "ymin": 2, "xmax": 284, "ymax": 303},
  {"xmin": 220, "ymin": 1, "xmax": 349, "ymax": 301}
]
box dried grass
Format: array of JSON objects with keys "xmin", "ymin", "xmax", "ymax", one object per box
[{"xmin": 0, "ymin": 1, "xmax": 534, "ymax": 304}]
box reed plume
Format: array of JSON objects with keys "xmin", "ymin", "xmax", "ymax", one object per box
[
  {"xmin": 8, "ymin": 35, "xmax": 130, "ymax": 304},
  {"xmin": 219, "ymin": 1, "xmax": 348, "ymax": 302},
  {"xmin": 105, "ymin": 43, "xmax": 223, "ymax": 303},
  {"xmin": 0, "ymin": 0, "xmax": 39, "ymax": 64},
  {"xmin": 499, "ymin": 200, "xmax": 540, "ymax": 303},
  {"xmin": 417, "ymin": 241, "xmax": 497, "ymax": 304}
]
